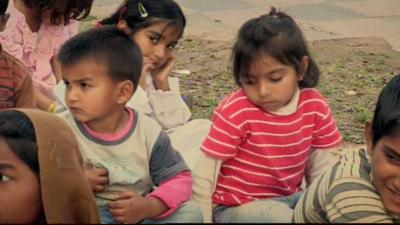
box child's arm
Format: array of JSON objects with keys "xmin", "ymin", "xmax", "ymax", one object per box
[
  {"xmin": 151, "ymin": 56, "xmax": 175, "ymax": 92},
  {"xmin": 309, "ymin": 91, "xmax": 343, "ymax": 185},
  {"xmin": 0, "ymin": 10, "xmax": 25, "ymax": 62},
  {"xmin": 146, "ymin": 75, "xmax": 191, "ymax": 130},
  {"xmin": 108, "ymin": 191, "xmax": 168, "ymax": 224},
  {"xmin": 305, "ymin": 147, "xmax": 341, "ymax": 186},
  {"xmin": 138, "ymin": 55, "xmax": 191, "ymax": 130},
  {"xmin": 15, "ymin": 64, "xmax": 36, "ymax": 108},
  {"xmin": 109, "ymin": 132, "xmax": 192, "ymax": 223},
  {"xmin": 326, "ymin": 177, "xmax": 395, "ymax": 223},
  {"xmin": 192, "ymin": 153, "xmax": 223, "ymax": 223}
]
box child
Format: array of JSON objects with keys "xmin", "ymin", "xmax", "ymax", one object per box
[
  {"xmin": 54, "ymin": 0, "xmax": 212, "ymax": 170},
  {"xmin": 0, "ymin": 0, "xmax": 35, "ymax": 108},
  {"xmin": 293, "ymin": 74, "xmax": 400, "ymax": 223},
  {"xmin": 195, "ymin": 7, "xmax": 343, "ymax": 223},
  {"xmin": 0, "ymin": 109, "xmax": 100, "ymax": 223},
  {"xmin": 0, "ymin": 0, "xmax": 93, "ymax": 110},
  {"xmin": 58, "ymin": 26, "xmax": 203, "ymax": 224}
]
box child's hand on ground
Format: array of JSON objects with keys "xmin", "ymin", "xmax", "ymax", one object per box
[
  {"xmin": 84, "ymin": 167, "xmax": 109, "ymax": 193},
  {"xmin": 108, "ymin": 191, "xmax": 168, "ymax": 224},
  {"xmin": 151, "ymin": 56, "xmax": 175, "ymax": 92}
]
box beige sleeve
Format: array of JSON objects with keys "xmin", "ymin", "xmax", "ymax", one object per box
[
  {"xmin": 305, "ymin": 146, "xmax": 342, "ymax": 186},
  {"xmin": 147, "ymin": 77, "xmax": 191, "ymax": 130},
  {"xmin": 192, "ymin": 152, "xmax": 222, "ymax": 223}
]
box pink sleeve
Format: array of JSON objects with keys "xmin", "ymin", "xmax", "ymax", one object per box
[
  {"xmin": 147, "ymin": 171, "xmax": 192, "ymax": 219},
  {"xmin": 32, "ymin": 21, "xmax": 79, "ymax": 98},
  {"xmin": 0, "ymin": 8, "xmax": 31, "ymax": 62}
]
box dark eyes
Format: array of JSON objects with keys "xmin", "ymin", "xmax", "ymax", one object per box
[
  {"xmin": 80, "ymin": 82, "xmax": 90, "ymax": 88},
  {"xmin": 149, "ymin": 36, "xmax": 159, "ymax": 43},
  {"xmin": 0, "ymin": 174, "xmax": 10, "ymax": 182},
  {"xmin": 149, "ymin": 36, "xmax": 176, "ymax": 50},
  {"xmin": 385, "ymin": 151, "xmax": 400, "ymax": 165}
]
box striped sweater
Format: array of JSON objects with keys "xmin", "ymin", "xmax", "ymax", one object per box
[
  {"xmin": 293, "ymin": 148, "xmax": 400, "ymax": 223},
  {"xmin": 201, "ymin": 88, "xmax": 342, "ymax": 206}
]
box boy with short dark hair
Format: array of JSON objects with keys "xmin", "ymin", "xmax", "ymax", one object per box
[{"xmin": 58, "ymin": 26, "xmax": 202, "ymax": 224}]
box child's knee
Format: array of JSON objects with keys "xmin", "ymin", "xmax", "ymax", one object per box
[
  {"xmin": 174, "ymin": 202, "xmax": 204, "ymax": 223},
  {"xmin": 222, "ymin": 200, "xmax": 293, "ymax": 223}
]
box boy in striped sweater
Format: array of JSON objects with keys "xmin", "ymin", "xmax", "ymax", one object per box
[
  {"xmin": 293, "ymin": 74, "xmax": 400, "ymax": 223},
  {"xmin": 194, "ymin": 7, "xmax": 343, "ymax": 223}
]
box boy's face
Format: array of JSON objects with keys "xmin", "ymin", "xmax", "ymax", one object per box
[
  {"xmin": 62, "ymin": 60, "xmax": 130, "ymax": 127},
  {"xmin": 367, "ymin": 126, "xmax": 400, "ymax": 214},
  {"xmin": 241, "ymin": 54, "xmax": 304, "ymax": 112},
  {"xmin": 0, "ymin": 137, "xmax": 41, "ymax": 223}
]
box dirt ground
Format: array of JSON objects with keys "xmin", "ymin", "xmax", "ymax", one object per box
[
  {"xmin": 80, "ymin": 16, "xmax": 400, "ymax": 148},
  {"xmin": 174, "ymin": 36, "xmax": 400, "ymax": 148}
]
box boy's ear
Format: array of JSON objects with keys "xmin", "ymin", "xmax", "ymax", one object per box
[
  {"xmin": 365, "ymin": 122, "xmax": 374, "ymax": 156},
  {"xmin": 116, "ymin": 80, "xmax": 134, "ymax": 104},
  {"xmin": 299, "ymin": 56, "xmax": 309, "ymax": 81}
]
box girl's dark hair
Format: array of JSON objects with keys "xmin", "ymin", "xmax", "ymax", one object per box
[
  {"xmin": 232, "ymin": 7, "xmax": 319, "ymax": 88},
  {"xmin": 99, "ymin": 0, "xmax": 186, "ymax": 36},
  {"xmin": 371, "ymin": 74, "xmax": 400, "ymax": 146},
  {"xmin": 0, "ymin": 110, "xmax": 39, "ymax": 173},
  {"xmin": 58, "ymin": 26, "xmax": 143, "ymax": 92},
  {"xmin": 22, "ymin": 0, "xmax": 93, "ymax": 25},
  {"xmin": 0, "ymin": 0, "xmax": 8, "ymax": 15}
]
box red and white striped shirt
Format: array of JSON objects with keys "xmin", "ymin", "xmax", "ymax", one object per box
[{"xmin": 201, "ymin": 88, "xmax": 342, "ymax": 206}]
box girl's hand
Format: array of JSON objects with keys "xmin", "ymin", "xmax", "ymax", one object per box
[
  {"xmin": 151, "ymin": 56, "xmax": 176, "ymax": 92},
  {"xmin": 108, "ymin": 191, "xmax": 168, "ymax": 224},
  {"xmin": 84, "ymin": 167, "xmax": 109, "ymax": 193},
  {"xmin": 139, "ymin": 59, "xmax": 155, "ymax": 90}
]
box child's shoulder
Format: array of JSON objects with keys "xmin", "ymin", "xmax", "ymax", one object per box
[
  {"xmin": 299, "ymin": 88, "xmax": 331, "ymax": 109},
  {"xmin": 129, "ymin": 108, "xmax": 162, "ymax": 131},
  {"xmin": 300, "ymin": 88, "xmax": 325, "ymax": 99},
  {"xmin": 216, "ymin": 89, "xmax": 252, "ymax": 113}
]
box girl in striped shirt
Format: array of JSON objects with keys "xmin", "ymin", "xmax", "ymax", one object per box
[{"xmin": 194, "ymin": 7, "xmax": 343, "ymax": 223}]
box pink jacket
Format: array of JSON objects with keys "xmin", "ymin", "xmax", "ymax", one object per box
[{"xmin": 0, "ymin": 7, "xmax": 79, "ymax": 99}]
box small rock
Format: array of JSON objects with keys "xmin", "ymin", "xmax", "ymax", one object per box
[{"xmin": 345, "ymin": 90, "xmax": 357, "ymax": 96}]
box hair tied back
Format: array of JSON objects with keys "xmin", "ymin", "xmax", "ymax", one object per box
[{"xmin": 138, "ymin": 2, "xmax": 148, "ymax": 18}]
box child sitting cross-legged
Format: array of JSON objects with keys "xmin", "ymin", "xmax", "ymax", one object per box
[
  {"xmin": 58, "ymin": 26, "xmax": 202, "ymax": 224},
  {"xmin": 193, "ymin": 7, "xmax": 343, "ymax": 223}
]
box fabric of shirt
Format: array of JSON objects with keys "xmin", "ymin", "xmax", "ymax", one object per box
[
  {"xmin": 0, "ymin": 7, "xmax": 79, "ymax": 98},
  {"xmin": 192, "ymin": 87, "xmax": 341, "ymax": 222},
  {"xmin": 60, "ymin": 108, "xmax": 192, "ymax": 219},
  {"xmin": 0, "ymin": 44, "xmax": 36, "ymax": 108},
  {"xmin": 201, "ymin": 88, "xmax": 343, "ymax": 206},
  {"xmin": 127, "ymin": 74, "xmax": 192, "ymax": 130},
  {"xmin": 293, "ymin": 148, "xmax": 400, "ymax": 223}
]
